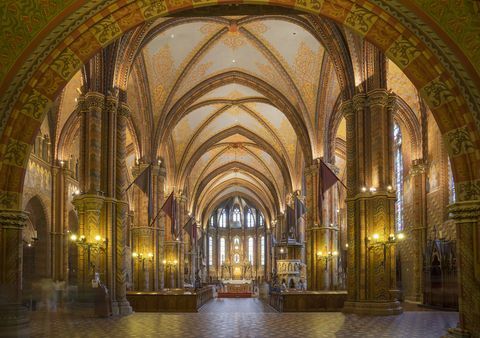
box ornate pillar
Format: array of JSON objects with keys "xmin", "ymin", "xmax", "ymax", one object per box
[
  {"xmin": 403, "ymin": 160, "xmax": 427, "ymax": 302},
  {"xmin": 113, "ymin": 99, "xmax": 132, "ymax": 314},
  {"xmin": 305, "ymin": 161, "xmax": 338, "ymax": 290},
  {"xmin": 177, "ymin": 194, "xmax": 187, "ymax": 288},
  {"xmin": 0, "ymin": 210, "xmax": 29, "ymax": 336},
  {"xmin": 78, "ymin": 92, "xmax": 103, "ymax": 195},
  {"xmin": 153, "ymin": 164, "xmax": 166, "ymax": 290},
  {"xmin": 72, "ymin": 195, "xmax": 105, "ymax": 291},
  {"xmin": 51, "ymin": 164, "xmax": 68, "ymax": 282},
  {"xmin": 343, "ymin": 90, "xmax": 402, "ymax": 315},
  {"xmin": 445, "ymin": 201, "xmax": 480, "ymax": 337}
]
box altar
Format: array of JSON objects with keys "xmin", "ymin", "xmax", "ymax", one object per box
[{"xmin": 218, "ymin": 279, "xmax": 253, "ymax": 298}]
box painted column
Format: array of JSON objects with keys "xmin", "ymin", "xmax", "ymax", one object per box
[
  {"xmin": 305, "ymin": 161, "xmax": 337, "ymax": 290},
  {"xmin": 0, "ymin": 210, "xmax": 29, "ymax": 336},
  {"xmin": 177, "ymin": 194, "xmax": 187, "ymax": 288},
  {"xmin": 343, "ymin": 90, "xmax": 402, "ymax": 315},
  {"xmin": 403, "ymin": 160, "xmax": 427, "ymax": 302},
  {"xmin": 113, "ymin": 99, "xmax": 132, "ymax": 314},
  {"xmin": 445, "ymin": 201, "xmax": 480, "ymax": 337},
  {"xmin": 73, "ymin": 91, "xmax": 105, "ymax": 294},
  {"xmin": 153, "ymin": 165, "xmax": 166, "ymax": 290},
  {"xmin": 51, "ymin": 164, "xmax": 66, "ymax": 282}
]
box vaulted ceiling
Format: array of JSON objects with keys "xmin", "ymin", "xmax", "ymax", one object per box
[{"xmin": 124, "ymin": 15, "xmax": 342, "ymax": 223}]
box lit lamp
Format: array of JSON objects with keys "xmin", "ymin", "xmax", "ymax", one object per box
[
  {"xmin": 366, "ymin": 231, "xmax": 406, "ymax": 265},
  {"xmin": 69, "ymin": 233, "xmax": 107, "ymax": 279},
  {"xmin": 163, "ymin": 259, "xmax": 178, "ymax": 288},
  {"xmin": 316, "ymin": 250, "xmax": 339, "ymax": 271}
]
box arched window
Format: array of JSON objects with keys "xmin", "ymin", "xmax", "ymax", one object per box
[
  {"xmin": 247, "ymin": 210, "xmax": 254, "ymax": 228},
  {"xmin": 233, "ymin": 207, "xmax": 240, "ymax": 222},
  {"xmin": 448, "ymin": 159, "xmax": 456, "ymax": 204},
  {"xmin": 210, "ymin": 215, "xmax": 214, "ymax": 227},
  {"xmin": 260, "ymin": 236, "xmax": 265, "ymax": 265},
  {"xmin": 219, "ymin": 210, "xmax": 226, "ymax": 228},
  {"xmin": 259, "ymin": 215, "xmax": 264, "ymax": 227},
  {"xmin": 208, "ymin": 236, "xmax": 213, "ymax": 265},
  {"xmin": 394, "ymin": 122, "xmax": 404, "ymax": 232},
  {"xmin": 248, "ymin": 237, "xmax": 254, "ymax": 263},
  {"xmin": 220, "ymin": 237, "xmax": 226, "ymax": 264}
]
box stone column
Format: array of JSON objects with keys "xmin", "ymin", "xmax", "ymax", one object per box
[
  {"xmin": 305, "ymin": 161, "xmax": 338, "ymax": 290},
  {"xmin": 445, "ymin": 201, "xmax": 480, "ymax": 337},
  {"xmin": 153, "ymin": 165, "xmax": 166, "ymax": 290},
  {"xmin": 0, "ymin": 210, "xmax": 29, "ymax": 337},
  {"xmin": 78, "ymin": 92, "xmax": 103, "ymax": 195},
  {"xmin": 72, "ymin": 195, "xmax": 105, "ymax": 291},
  {"xmin": 402, "ymin": 160, "xmax": 427, "ymax": 302},
  {"xmin": 51, "ymin": 164, "xmax": 67, "ymax": 282},
  {"xmin": 343, "ymin": 90, "xmax": 402, "ymax": 315},
  {"xmin": 176, "ymin": 194, "xmax": 187, "ymax": 288},
  {"xmin": 113, "ymin": 99, "xmax": 132, "ymax": 314}
]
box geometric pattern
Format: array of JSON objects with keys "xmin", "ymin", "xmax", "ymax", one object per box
[{"xmin": 30, "ymin": 299, "xmax": 458, "ymax": 338}]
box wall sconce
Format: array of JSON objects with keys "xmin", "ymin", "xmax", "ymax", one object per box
[
  {"xmin": 387, "ymin": 185, "xmax": 393, "ymax": 192},
  {"xmin": 361, "ymin": 187, "xmax": 367, "ymax": 192},
  {"xmin": 366, "ymin": 232, "xmax": 406, "ymax": 265},
  {"xmin": 70, "ymin": 233, "xmax": 107, "ymax": 276},
  {"xmin": 369, "ymin": 186, "xmax": 377, "ymax": 193},
  {"xmin": 316, "ymin": 250, "xmax": 338, "ymax": 271}
]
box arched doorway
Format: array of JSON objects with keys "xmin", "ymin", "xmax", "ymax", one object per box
[{"xmin": 23, "ymin": 196, "xmax": 49, "ymax": 306}]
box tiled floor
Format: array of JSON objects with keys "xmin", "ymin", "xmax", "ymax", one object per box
[{"xmin": 30, "ymin": 299, "xmax": 458, "ymax": 338}]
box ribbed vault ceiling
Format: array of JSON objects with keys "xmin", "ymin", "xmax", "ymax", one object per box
[{"xmin": 124, "ymin": 15, "xmax": 337, "ymax": 223}]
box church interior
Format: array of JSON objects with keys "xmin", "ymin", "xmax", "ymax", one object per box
[{"xmin": 0, "ymin": 1, "xmax": 480, "ymax": 337}]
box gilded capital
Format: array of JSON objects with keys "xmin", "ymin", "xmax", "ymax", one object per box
[
  {"xmin": 448, "ymin": 200, "xmax": 480, "ymax": 223},
  {"xmin": 0, "ymin": 210, "xmax": 29, "ymax": 229}
]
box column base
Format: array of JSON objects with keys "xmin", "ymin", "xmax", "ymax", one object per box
[
  {"xmin": 112, "ymin": 300, "xmax": 132, "ymax": 315},
  {"xmin": 442, "ymin": 327, "xmax": 471, "ymax": 338},
  {"xmin": 0, "ymin": 303, "xmax": 30, "ymax": 337},
  {"xmin": 343, "ymin": 300, "xmax": 403, "ymax": 315}
]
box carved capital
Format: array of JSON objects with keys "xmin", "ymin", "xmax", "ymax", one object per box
[
  {"xmin": 72, "ymin": 194, "xmax": 105, "ymax": 212},
  {"xmin": 448, "ymin": 200, "xmax": 480, "ymax": 223},
  {"xmin": 118, "ymin": 102, "xmax": 131, "ymax": 118},
  {"xmin": 0, "ymin": 210, "xmax": 29, "ymax": 229},
  {"xmin": 84, "ymin": 91, "xmax": 105, "ymax": 110},
  {"xmin": 340, "ymin": 100, "xmax": 354, "ymax": 117},
  {"xmin": 352, "ymin": 93, "xmax": 367, "ymax": 111},
  {"xmin": 366, "ymin": 89, "xmax": 389, "ymax": 107},
  {"xmin": 410, "ymin": 159, "xmax": 428, "ymax": 175}
]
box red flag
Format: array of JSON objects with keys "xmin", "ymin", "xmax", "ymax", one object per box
[
  {"xmin": 320, "ymin": 160, "xmax": 339, "ymax": 195},
  {"xmin": 318, "ymin": 160, "xmax": 340, "ymax": 223},
  {"xmin": 161, "ymin": 192, "xmax": 175, "ymax": 236},
  {"xmin": 126, "ymin": 164, "xmax": 152, "ymax": 223},
  {"xmin": 183, "ymin": 217, "xmax": 194, "ymax": 238}
]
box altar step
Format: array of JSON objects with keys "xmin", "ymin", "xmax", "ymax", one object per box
[{"xmin": 218, "ymin": 292, "xmax": 252, "ymax": 298}]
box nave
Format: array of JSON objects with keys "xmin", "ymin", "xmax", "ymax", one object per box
[{"xmin": 29, "ymin": 298, "xmax": 457, "ymax": 338}]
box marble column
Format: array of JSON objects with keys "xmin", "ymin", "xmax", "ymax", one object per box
[
  {"xmin": 445, "ymin": 201, "xmax": 480, "ymax": 337},
  {"xmin": 0, "ymin": 210, "xmax": 29, "ymax": 336},
  {"xmin": 343, "ymin": 90, "xmax": 402, "ymax": 315}
]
